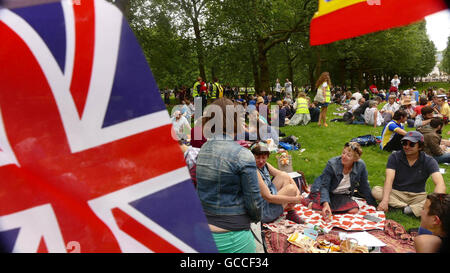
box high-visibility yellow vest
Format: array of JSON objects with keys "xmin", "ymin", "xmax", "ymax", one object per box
[
  {"xmin": 211, "ymin": 82, "xmax": 223, "ymax": 99},
  {"xmin": 218, "ymin": 83, "xmax": 224, "ymax": 98},
  {"xmin": 193, "ymin": 81, "xmax": 200, "ymax": 97},
  {"xmin": 210, "ymin": 83, "xmax": 217, "ymax": 99},
  {"xmin": 325, "ymin": 85, "xmax": 331, "ymax": 103},
  {"xmin": 296, "ymin": 98, "xmax": 309, "ymax": 114}
]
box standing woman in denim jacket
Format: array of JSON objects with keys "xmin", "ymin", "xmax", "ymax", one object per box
[
  {"xmin": 196, "ymin": 98, "xmax": 263, "ymax": 253},
  {"xmin": 301, "ymin": 142, "xmax": 377, "ymax": 221}
]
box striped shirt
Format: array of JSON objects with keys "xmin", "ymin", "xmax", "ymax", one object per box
[{"xmin": 380, "ymin": 120, "xmax": 404, "ymax": 149}]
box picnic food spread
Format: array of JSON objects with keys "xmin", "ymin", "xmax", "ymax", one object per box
[{"xmin": 287, "ymin": 230, "xmax": 370, "ymax": 253}]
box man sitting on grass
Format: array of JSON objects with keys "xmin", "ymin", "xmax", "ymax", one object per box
[
  {"xmin": 414, "ymin": 193, "xmax": 450, "ymax": 253},
  {"xmin": 414, "ymin": 105, "xmax": 435, "ymax": 129},
  {"xmin": 418, "ymin": 117, "xmax": 450, "ymax": 164},
  {"xmin": 380, "ymin": 109, "xmax": 408, "ymax": 152},
  {"xmin": 380, "ymin": 94, "xmax": 400, "ymax": 123},
  {"xmin": 373, "ymin": 131, "xmax": 447, "ymax": 217}
]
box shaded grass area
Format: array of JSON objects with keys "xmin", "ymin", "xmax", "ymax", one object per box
[{"xmin": 269, "ymin": 103, "xmax": 450, "ymax": 231}]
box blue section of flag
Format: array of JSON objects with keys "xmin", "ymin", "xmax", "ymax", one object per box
[
  {"xmin": 129, "ymin": 180, "xmax": 218, "ymax": 253},
  {"xmin": 0, "ymin": 228, "xmax": 20, "ymax": 253},
  {"xmin": 102, "ymin": 17, "xmax": 167, "ymax": 128},
  {"xmin": 13, "ymin": 1, "xmax": 66, "ymax": 72}
]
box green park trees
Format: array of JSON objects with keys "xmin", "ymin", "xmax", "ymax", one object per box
[
  {"xmin": 115, "ymin": 0, "xmax": 440, "ymax": 92},
  {"xmin": 441, "ymin": 36, "xmax": 450, "ymax": 74}
]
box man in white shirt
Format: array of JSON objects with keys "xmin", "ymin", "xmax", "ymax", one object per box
[
  {"xmin": 351, "ymin": 98, "xmax": 365, "ymax": 114},
  {"xmin": 391, "ymin": 75, "xmax": 400, "ymax": 90},
  {"xmin": 171, "ymin": 111, "xmax": 191, "ymax": 141},
  {"xmin": 352, "ymin": 89, "xmax": 363, "ymax": 102},
  {"xmin": 380, "ymin": 95, "xmax": 400, "ymax": 123}
]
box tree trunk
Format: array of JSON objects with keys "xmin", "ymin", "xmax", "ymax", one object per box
[
  {"xmin": 350, "ymin": 72, "xmax": 354, "ymax": 90},
  {"xmin": 249, "ymin": 48, "xmax": 260, "ymax": 93},
  {"xmin": 257, "ymin": 40, "xmax": 270, "ymax": 93},
  {"xmin": 211, "ymin": 65, "xmax": 216, "ymax": 82},
  {"xmin": 339, "ymin": 60, "xmax": 346, "ymax": 87},
  {"xmin": 285, "ymin": 46, "xmax": 294, "ymax": 89},
  {"xmin": 314, "ymin": 48, "xmax": 322, "ymax": 80},
  {"xmin": 357, "ymin": 69, "xmax": 363, "ymax": 90},
  {"xmin": 308, "ymin": 64, "xmax": 316, "ymax": 90},
  {"xmin": 192, "ymin": 21, "xmax": 206, "ymax": 81},
  {"xmin": 287, "ymin": 60, "xmax": 294, "ymax": 91}
]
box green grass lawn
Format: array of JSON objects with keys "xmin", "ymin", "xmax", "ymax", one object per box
[{"xmin": 270, "ymin": 103, "xmax": 450, "ymax": 231}]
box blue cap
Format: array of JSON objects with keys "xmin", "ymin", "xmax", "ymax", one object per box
[{"xmin": 402, "ymin": 131, "xmax": 424, "ymax": 143}]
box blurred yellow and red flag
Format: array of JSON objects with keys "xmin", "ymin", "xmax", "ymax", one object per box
[{"xmin": 310, "ymin": 0, "xmax": 448, "ymax": 45}]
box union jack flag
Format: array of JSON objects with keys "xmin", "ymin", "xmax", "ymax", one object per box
[{"xmin": 0, "ymin": 0, "xmax": 217, "ymax": 253}]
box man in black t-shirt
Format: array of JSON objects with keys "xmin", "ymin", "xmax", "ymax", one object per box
[{"xmin": 372, "ymin": 131, "xmax": 446, "ymax": 217}]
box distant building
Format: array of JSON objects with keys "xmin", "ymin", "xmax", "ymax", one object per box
[{"xmin": 415, "ymin": 51, "xmax": 448, "ymax": 83}]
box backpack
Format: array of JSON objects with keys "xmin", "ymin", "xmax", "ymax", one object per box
[
  {"xmin": 278, "ymin": 142, "xmax": 298, "ymax": 151},
  {"xmin": 279, "ymin": 136, "xmax": 301, "ymax": 150},
  {"xmin": 350, "ymin": 134, "xmax": 377, "ymax": 146}
]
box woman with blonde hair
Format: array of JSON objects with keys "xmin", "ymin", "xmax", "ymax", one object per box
[
  {"xmin": 314, "ymin": 72, "xmax": 332, "ymax": 127},
  {"xmin": 301, "ymin": 142, "xmax": 377, "ymax": 220}
]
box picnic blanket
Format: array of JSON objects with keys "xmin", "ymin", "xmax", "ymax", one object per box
[
  {"xmin": 263, "ymin": 197, "xmax": 385, "ymax": 233},
  {"xmin": 263, "ymin": 219, "xmax": 416, "ymax": 253}
]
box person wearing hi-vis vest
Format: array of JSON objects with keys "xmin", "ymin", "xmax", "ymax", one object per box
[
  {"xmin": 314, "ymin": 72, "xmax": 332, "ymax": 127},
  {"xmin": 193, "ymin": 76, "xmax": 207, "ymax": 109},
  {"xmin": 209, "ymin": 77, "xmax": 223, "ymax": 101},
  {"xmin": 289, "ymin": 92, "xmax": 311, "ymax": 126}
]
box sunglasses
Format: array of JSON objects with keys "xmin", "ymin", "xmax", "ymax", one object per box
[
  {"xmin": 344, "ymin": 142, "xmax": 361, "ymax": 156},
  {"xmin": 401, "ymin": 140, "xmax": 417, "ymax": 147},
  {"xmin": 250, "ymin": 141, "xmax": 268, "ymax": 151}
]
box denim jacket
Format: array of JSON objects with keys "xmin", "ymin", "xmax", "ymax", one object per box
[
  {"xmin": 196, "ymin": 135, "xmax": 263, "ymax": 222},
  {"xmin": 310, "ymin": 156, "xmax": 377, "ymax": 207}
]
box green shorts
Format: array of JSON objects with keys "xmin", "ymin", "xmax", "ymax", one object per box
[{"xmin": 212, "ymin": 229, "xmax": 256, "ymax": 253}]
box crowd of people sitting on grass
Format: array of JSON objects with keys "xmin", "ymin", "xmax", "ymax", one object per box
[{"xmin": 171, "ymin": 73, "xmax": 449, "ymax": 254}]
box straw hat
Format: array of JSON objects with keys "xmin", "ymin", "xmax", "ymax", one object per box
[
  {"xmin": 401, "ymin": 96, "xmax": 412, "ymax": 106},
  {"xmin": 256, "ymin": 96, "xmax": 264, "ymax": 104}
]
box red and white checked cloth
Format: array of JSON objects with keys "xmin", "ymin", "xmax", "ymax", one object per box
[{"xmin": 264, "ymin": 197, "xmax": 385, "ymax": 233}]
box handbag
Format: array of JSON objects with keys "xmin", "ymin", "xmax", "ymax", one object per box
[
  {"xmin": 313, "ymin": 88, "xmax": 325, "ymax": 103},
  {"xmin": 293, "ymin": 170, "xmax": 309, "ymax": 194}
]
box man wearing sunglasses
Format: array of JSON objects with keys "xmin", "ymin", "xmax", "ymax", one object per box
[{"xmin": 372, "ymin": 131, "xmax": 446, "ymax": 217}]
